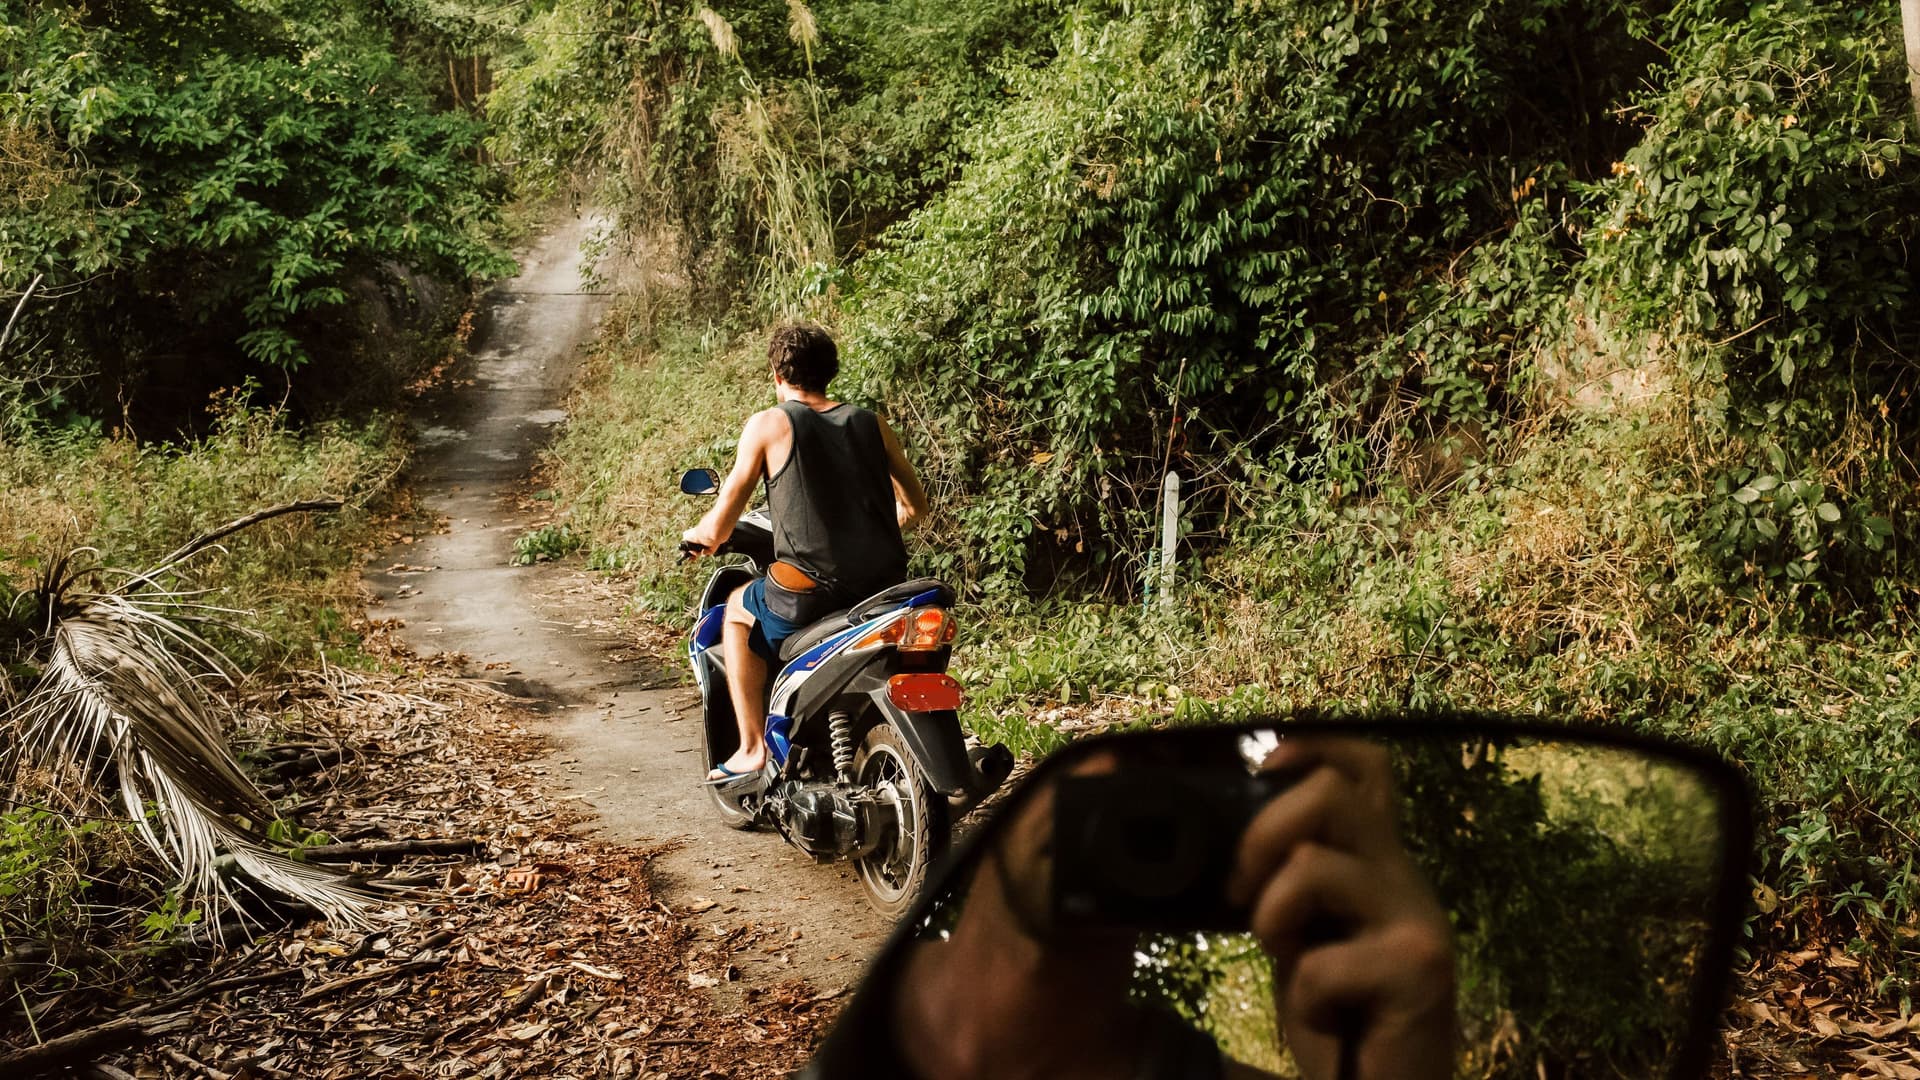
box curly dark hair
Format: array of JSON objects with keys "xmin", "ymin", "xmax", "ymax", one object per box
[{"xmin": 768, "ymin": 322, "xmax": 839, "ymax": 393}]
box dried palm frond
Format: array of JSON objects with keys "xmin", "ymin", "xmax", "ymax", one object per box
[{"xmin": 3, "ymin": 535, "xmax": 378, "ymax": 928}]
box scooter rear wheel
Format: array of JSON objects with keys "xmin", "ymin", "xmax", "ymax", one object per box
[{"xmin": 852, "ymin": 722, "xmax": 949, "ymax": 916}]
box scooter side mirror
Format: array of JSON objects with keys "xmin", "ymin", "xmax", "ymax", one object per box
[
  {"xmin": 800, "ymin": 714, "xmax": 1753, "ymax": 1080},
  {"xmin": 678, "ymin": 468, "xmax": 722, "ymax": 496}
]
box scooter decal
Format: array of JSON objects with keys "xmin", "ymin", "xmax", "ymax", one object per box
[
  {"xmin": 692, "ymin": 605, "xmax": 725, "ymax": 650},
  {"xmin": 766, "ymin": 614, "xmax": 900, "ymax": 716}
]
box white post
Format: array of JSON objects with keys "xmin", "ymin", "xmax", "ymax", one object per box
[
  {"xmin": 1904, "ymin": 0, "xmax": 1920, "ymax": 126},
  {"xmin": 1157, "ymin": 472, "xmax": 1181, "ymax": 608}
]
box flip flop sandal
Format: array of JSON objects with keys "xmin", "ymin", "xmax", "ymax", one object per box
[{"xmin": 705, "ymin": 763, "xmax": 760, "ymax": 786}]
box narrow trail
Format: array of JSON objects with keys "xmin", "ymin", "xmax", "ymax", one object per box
[{"xmin": 364, "ymin": 214, "xmax": 883, "ymax": 1000}]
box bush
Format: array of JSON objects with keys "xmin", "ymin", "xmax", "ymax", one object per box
[
  {"xmin": 0, "ymin": 0, "xmax": 511, "ymax": 392},
  {"xmin": 1583, "ymin": 0, "xmax": 1919, "ymax": 604},
  {"xmin": 841, "ymin": 0, "xmax": 1659, "ymax": 590},
  {"xmin": 0, "ymin": 396, "xmax": 402, "ymax": 672}
]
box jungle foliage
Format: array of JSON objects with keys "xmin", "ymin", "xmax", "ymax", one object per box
[
  {"xmin": 500, "ymin": 0, "xmax": 1918, "ymax": 607},
  {"xmin": 511, "ymin": 0, "xmax": 1920, "ymax": 1009},
  {"xmin": 0, "ymin": 0, "xmax": 511, "ymax": 421},
  {"xmin": 845, "ymin": 0, "xmax": 1918, "ymax": 607}
]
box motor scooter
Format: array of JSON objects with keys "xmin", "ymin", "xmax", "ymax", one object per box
[{"xmin": 676, "ymin": 468, "xmax": 1014, "ymax": 915}]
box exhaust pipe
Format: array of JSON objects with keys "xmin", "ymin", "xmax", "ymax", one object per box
[{"xmin": 950, "ymin": 742, "xmax": 1015, "ymax": 814}]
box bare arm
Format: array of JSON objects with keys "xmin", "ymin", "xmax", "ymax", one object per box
[
  {"xmin": 879, "ymin": 417, "xmax": 931, "ymax": 533},
  {"xmin": 682, "ymin": 410, "xmax": 781, "ymax": 554}
]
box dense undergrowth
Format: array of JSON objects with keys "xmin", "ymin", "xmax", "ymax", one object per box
[
  {"xmin": 0, "ymin": 399, "xmax": 404, "ymax": 996},
  {"xmin": 0, "ymin": 0, "xmax": 493, "ymax": 997},
  {"xmin": 0, "ymin": 399, "xmax": 402, "ymax": 670},
  {"xmin": 0, "ymin": 0, "xmax": 510, "ymax": 424},
  {"xmin": 511, "ymin": 0, "xmax": 1920, "ymax": 1010}
]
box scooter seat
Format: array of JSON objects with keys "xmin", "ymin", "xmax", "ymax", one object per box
[
  {"xmin": 778, "ymin": 609, "xmax": 853, "ymax": 662},
  {"xmin": 846, "ymin": 577, "xmax": 954, "ymax": 623}
]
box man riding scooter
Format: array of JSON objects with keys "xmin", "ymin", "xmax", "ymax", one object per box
[{"xmin": 680, "ymin": 322, "xmax": 932, "ymax": 783}]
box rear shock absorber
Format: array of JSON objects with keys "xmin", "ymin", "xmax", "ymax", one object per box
[{"xmin": 829, "ymin": 710, "xmax": 856, "ymax": 781}]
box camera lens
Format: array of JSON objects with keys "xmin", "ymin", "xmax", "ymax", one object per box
[{"xmin": 1091, "ymin": 792, "xmax": 1208, "ymax": 902}]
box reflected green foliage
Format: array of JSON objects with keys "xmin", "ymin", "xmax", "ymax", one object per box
[
  {"xmin": 1396, "ymin": 739, "xmax": 1717, "ymax": 1076},
  {"xmin": 1114, "ymin": 738, "xmax": 1723, "ymax": 1078},
  {"xmin": 1132, "ymin": 932, "xmax": 1287, "ymax": 1074}
]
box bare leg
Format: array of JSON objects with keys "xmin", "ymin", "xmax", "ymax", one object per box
[{"xmin": 711, "ymin": 585, "xmax": 770, "ymax": 779}]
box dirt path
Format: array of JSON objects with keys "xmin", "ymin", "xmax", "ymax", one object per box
[{"xmin": 364, "ymin": 214, "xmax": 884, "ymax": 999}]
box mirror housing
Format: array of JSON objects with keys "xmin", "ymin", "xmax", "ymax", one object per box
[
  {"xmin": 801, "ymin": 713, "xmax": 1754, "ymax": 1080},
  {"xmin": 678, "ymin": 468, "xmax": 722, "ymax": 496}
]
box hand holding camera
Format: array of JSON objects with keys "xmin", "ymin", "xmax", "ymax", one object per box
[
  {"xmin": 1048, "ymin": 737, "xmax": 1454, "ymax": 1080},
  {"xmin": 1229, "ymin": 738, "xmax": 1455, "ymax": 1080}
]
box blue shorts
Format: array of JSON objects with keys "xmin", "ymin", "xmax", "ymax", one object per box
[{"xmin": 739, "ymin": 576, "xmax": 807, "ymax": 664}]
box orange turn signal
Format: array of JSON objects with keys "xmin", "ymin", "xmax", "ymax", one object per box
[
  {"xmin": 888, "ymin": 673, "xmax": 964, "ymax": 712},
  {"xmin": 851, "ymin": 619, "xmax": 905, "ymax": 651}
]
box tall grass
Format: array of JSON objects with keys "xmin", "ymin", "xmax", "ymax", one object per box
[
  {"xmin": 0, "ymin": 397, "xmax": 403, "ymax": 671},
  {"xmin": 701, "ymin": 3, "xmax": 838, "ymax": 309}
]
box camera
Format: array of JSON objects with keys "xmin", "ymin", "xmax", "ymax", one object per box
[{"xmin": 1050, "ymin": 766, "xmax": 1296, "ymax": 932}]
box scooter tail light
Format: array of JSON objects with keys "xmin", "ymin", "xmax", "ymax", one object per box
[
  {"xmin": 850, "ymin": 616, "xmax": 905, "ymax": 651},
  {"xmin": 888, "ymin": 673, "xmax": 963, "ymax": 712},
  {"xmin": 898, "ymin": 606, "xmax": 951, "ymax": 652}
]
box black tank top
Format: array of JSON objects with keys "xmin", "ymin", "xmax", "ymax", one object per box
[{"xmin": 766, "ymin": 401, "xmax": 909, "ymax": 599}]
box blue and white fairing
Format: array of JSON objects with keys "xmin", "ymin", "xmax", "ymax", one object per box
[{"xmin": 687, "ymin": 597, "xmax": 919, "ymax": 767}]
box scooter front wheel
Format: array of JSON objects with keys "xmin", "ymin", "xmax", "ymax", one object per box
[{"xmin": 852, "ymin": 721, "xmax": 949, "ymax": 916}]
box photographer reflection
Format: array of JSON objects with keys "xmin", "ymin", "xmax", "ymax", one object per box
[
  {"xmin": 1230, "ymin": 738, "xmax": 1456, "ymax": 1080},
  {"xmin": 888, "ymin": 737, "xmax": 1455, "ymax": 1080}
]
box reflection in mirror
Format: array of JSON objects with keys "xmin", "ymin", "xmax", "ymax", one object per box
[
  {"xmin": 858, "ymin": 727, "xmax": 1735, "ymax": 1080},
  {"xmin": 678, "ymin": 468, "xmax": 721, "ymax": 495}
]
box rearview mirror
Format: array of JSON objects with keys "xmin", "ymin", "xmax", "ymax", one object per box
[
  {"xmin": 678, "ymin": 468, "xmax": 722, "ymax": 495},
  {"xmin": 801, "ymin": 715, "xmax": 1752, "ymax": 1080}
]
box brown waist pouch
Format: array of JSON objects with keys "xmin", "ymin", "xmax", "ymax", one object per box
[
  {"xmin": 764, "ymin": 562, "xmax": 840, "ymax": 626},
  {"xmin": 768, "ymin": 561, "xmax": 819, "ymax": 592}
]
